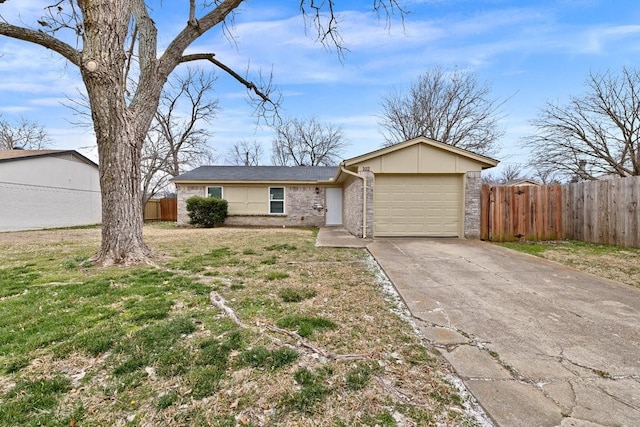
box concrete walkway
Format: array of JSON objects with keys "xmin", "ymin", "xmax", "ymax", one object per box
[
  {"xmin": 367, "ymin": 238, "xmax": 640, "ymax": 427},
  {"xmin": 315, "ymin": 226, "xmax": 372, "ymax": 248}
]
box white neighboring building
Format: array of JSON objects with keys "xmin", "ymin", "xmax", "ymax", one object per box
[{"xmin": 0, "ymin": 150, "xmax": 101, "ymax": 232}]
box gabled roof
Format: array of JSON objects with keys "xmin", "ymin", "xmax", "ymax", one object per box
[
  {"xmin": 172, "ymin": 166, "xmax": 339, "ymax": 183},
  {"xmin": 342, "ymin": 136, "xmax": 499, "ymax": 169},
  {"xmin": 504, "ymin": 179, "xmax": 540, "ymax": 186},
  {"xmin": 0, "ymin": 149, "xmax": 98, "ymax": 168}
]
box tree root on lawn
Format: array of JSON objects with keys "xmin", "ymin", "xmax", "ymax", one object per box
[{"xmin": 209, "ymin": 291, "xmax": 368, "ymax": 363}]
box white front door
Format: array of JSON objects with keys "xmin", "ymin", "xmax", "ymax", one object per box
[{"xmin": 325, "ymin": 188, "xmax": 343, "ymax": 225}]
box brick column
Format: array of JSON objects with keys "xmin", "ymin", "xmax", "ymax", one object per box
[
  {"xmin": 464, "ymin": 171, "xmax": 482, "ymax": 238},
  {"xmin": 362, "ymin": 169, "xmax": 375, "ymax": 238}
]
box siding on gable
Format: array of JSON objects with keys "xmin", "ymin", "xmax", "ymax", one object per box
[{"xmin": 349, "ymin": 143, "xmax": 485, "ymax": 174}]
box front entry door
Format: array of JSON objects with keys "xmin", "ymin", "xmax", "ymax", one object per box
[{"xmin": 325, "ymin": 188, "xmax": 343, "ymax": 225}]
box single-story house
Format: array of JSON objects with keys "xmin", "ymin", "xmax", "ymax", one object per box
[
  {"xmin": 172, "ymin": 137, "xmax": 498, "ymax": 238},
  {"xmin": 0, "ymin": 149, "xmax": 101, "ymax": 232}
]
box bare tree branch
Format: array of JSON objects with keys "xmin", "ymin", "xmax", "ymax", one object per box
[
  {"xmin": 0, "ymin": 115, "xmax": 51, "ymax": 149},
  {"xmin": 0, "ymin": 21, "xmax": 80, "ymax": 65},
  {"xmin": 226, "ymin": 139, "xmax": 264, "ymax": 165},
  {"xmin": 142, "ymin": 68, "xmax": 219, "ymax": 203},
  {"xmin": 379, "ymin": 67, "xmax": 503, "ymax": 156},
  {"xmin": 524, "ymin": 67, "xmax": 640, "ymax": 181},
  {"xmin": 181, "ymin": 53, "xmax": 269, "ymax": 103},
  {"xmin": 271, "ymin": 117, "xmax": 346, "ymax": 166}
]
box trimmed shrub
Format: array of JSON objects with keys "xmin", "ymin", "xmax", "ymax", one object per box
[{"xmin": 186, "ymin": 196, "xmax": 228, "ymax": 228}]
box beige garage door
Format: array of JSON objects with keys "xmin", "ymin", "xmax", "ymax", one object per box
[{"xmin": 374, "ymin": 174, "xmax": 462, "ymax": 237}]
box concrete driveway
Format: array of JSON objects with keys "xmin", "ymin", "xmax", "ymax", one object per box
[{"xmin": 367, "ymin": 238, "xmax": 640, "ymax": 427}]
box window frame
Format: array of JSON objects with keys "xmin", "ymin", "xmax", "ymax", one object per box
[
  {"xmin": 269, "ymin": 186, "xmax": 285, "ymax": 214},
  {"xmin": 206, "ymin": 186, "xmax": 223, "ymax": 199}
]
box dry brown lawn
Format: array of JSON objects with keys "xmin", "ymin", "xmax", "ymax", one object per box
[
  {"xmin": 499, "ymin": 240, "xmax": 640, "ymax": 289},
  {"xmin": 0, "ymin": 224, "xmax": 486, "ymax": 426}
]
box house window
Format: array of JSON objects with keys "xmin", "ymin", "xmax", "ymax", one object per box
[
  {"xmin": 269, "ymin": 187, "xmax": 285, "ymax": 214},
  {"xmin": 207, "ymin": 186, "xmax": 223, "ymax": 199}
]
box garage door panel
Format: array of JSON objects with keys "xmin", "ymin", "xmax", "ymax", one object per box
[{"xmin": 374, "ymin": 174, "xmax": 462, "ymax": 237}]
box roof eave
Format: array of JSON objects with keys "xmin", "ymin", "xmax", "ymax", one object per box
[
  {"xmin": 171, "ymin": 179, "xmax": 338, "ymax": 185},
  {"xmin": 343, "ymin": 136, "xmax": 499, "ymax": 169},
  {"xmin": 0, "ymin": 150, "xmax": 99, "ymax": 168}
]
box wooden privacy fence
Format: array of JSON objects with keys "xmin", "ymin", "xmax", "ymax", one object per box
[
  {"xmin": 481, "ymin": 175, "xmax": 640, "ymax": 248},
  {"xmin": 144, "ymin": 198, "xmax": 177, "ymax": 221},
  {"xmin": 481, "ymin": 184, "xmax": 563, "ymax": 242},
  {"xmin": 565, "ymin": 177, "xmax": 639, "ymax": 247}
]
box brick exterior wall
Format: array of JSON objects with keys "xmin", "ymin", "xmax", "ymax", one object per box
[
  {"xmin": 176, "ymin": 184, "xmax": 205, "ymax": 225},
  {"xmin": 283, "ymin": 186, "xmax": 325, "ymax": 227},
  {"xmin": 176, "ymin": 184, "xmax": 325, "ymax": 227},
  {"xmin": 464, "ymin": 171, "xmax": 482, "ymax": 238},
  {"xmin": 341, "ymin": 170, "xmax": 374, "ymax": 238},
  {"xmin": 342, "ymin": 174, "xmax": 362, "ymax": 237},
  {"xmin": 363, "ymin": 170, "xmax": 374, "ymax": 238}
]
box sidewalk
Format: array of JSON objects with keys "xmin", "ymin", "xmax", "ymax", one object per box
[{"xmin": 315, "ymin": 226, "xmax": 372, "ymax": 248}]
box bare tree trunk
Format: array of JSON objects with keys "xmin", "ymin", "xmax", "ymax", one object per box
[
  {"xmin": 94, "ymin": 130, "xmax": 150, "ymax": 265},
  {"xmin": 81, "ymin": 0, "xmax": 153, "ymax": 265}
]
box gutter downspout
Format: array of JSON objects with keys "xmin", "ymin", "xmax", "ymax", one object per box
[{"xmin": 340, "ymin": 165, "xmax": 367, "ymax": 238}]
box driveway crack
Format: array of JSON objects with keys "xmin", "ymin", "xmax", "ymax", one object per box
[
  {"xmin": 558, "ymin": 349, "xmax": 618, "ymax": 379},
  {"xmin": 594, "ymin": 382, "xmax": 640, "ymax": 413}
]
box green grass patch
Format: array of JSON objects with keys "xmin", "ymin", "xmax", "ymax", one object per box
[
  {"xmin": 276, "ymin": 315, "xmax": 337, "ymax": 338},
  {"xmin": 260, "ymin": 255, "xmax": 277, "ymax": 265},
  {"xmin": 265, "ymin": 271, "xmax": 290, "ymax": 281},
  {"xmin": 157, "ymin": 391, "xmax": 180, "ymax": 409},
  {"xmin": 280, "ymin": 367, "xmax": 332, "ymax": 414},
  {"xmin": 278, "ymin": 287, "xmax": 317, "ymax": 302},
  {"xmin": 402, "ymin": 343, "xmax": 436, "ymax": 365},
  {"xmin": 499, "ymin": 240, "xmax": 637, "ymax": 257},
  {"xmin": 345, "ymin": 362, "xmax": 373, "ymax": 391},
  {"xmin": 0, "ymin": 376, "xmax": 71, "ymax": 426},
  {"xmin": 54, "ymin": 324, "xmax": 123, "ymax": 357},
  {"xmin": 189, "ymin": 366, "xmax": 226, "ymax": 399},
  {"xmin": 113, "ymin": 316, "xmax": 197, "ymax": 376},
  {"xmin": 0, "ymin": 264, "xmax": 41, "ymax": 297},
  {"xmin": 239, "ymin": 346, "xmax": 299, "ymax": 370},
  {"xmin": 170, "ymin": 247, "xmax": 237, "ymax": 272},
  {"xmin": 197, "ymin": 331, "xmax": 243, "ymax": 369},
  {"xmin": 265, "ymin": 243, "xmax": 297, "ymax": 251}
]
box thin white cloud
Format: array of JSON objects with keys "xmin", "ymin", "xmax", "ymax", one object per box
[
  {"xmin": 0, "ymin": 82, "xmax": 56, "ymax": 94},
  {"xmin": 29, "ymin": 97, "xmax": 70, "ymax": 107},
  {"xmin": 0, "ymin": 106, "xmax": 32, "ymax": 114},
  {"xmin": 580, "ymin": 24, "xmax": 640, "ymax": 54}
]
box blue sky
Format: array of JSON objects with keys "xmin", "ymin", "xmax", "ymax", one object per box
[{"xmin": 1, "ymin": 1, "xmax": 640, "ymax": 175}]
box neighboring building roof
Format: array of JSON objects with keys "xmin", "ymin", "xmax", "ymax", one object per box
[
  {"xmin": 343, "ymin": 136, "xmax": 499, "ymax": 169},
  {"xmin": 0, "ymin": 149, "xmax": 98, "ymax": 168},
  {"xmin": 504, "ymin": 179, "xmax": 540, "ymax": 186},
  {"xmin": 172, "ymin": 165, "xmax": 339, "ymax": 183}
]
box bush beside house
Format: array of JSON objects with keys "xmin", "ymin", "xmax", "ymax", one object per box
[{"xmin": 186, "ymin": 196, "xmax": 228, "ymax": 228}]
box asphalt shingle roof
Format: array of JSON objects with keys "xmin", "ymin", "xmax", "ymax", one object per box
[
  {"xmin": 172, "ymin": 166, "xmax": 339, "ymax": 182},
  {"xmin": 0, "ymin": 149, "xmax": 68, "ymax": 160},
  {"xmin": 0, "ymin": 149, "xmax": 98, "ymax": 167}
]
